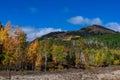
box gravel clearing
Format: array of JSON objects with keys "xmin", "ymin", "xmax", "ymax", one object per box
[{"xmin": 0, "ymin": 66, "xmax": 120, "ymax": 80}]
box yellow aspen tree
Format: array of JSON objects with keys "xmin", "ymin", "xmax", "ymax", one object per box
[
  {"xmin": 3, "ymin": 37, "xmax": 15, "ymax": 68},
  {"xmin": 14, "ymin": 26, "xmax": 26, "ymax": 71},
  {"xmin": 52, "ymin": 45, "xmax": 67, "ymax": 64},
  {"xmin": 27, "ymin": 39, "xmax": 39, "ymax": 70},
  {"xmin": 0, "ymin": 22, "xmax": 11, "ymax": 44},
  {"xmin": 2, "ymin": 22, "xmax": 15, "ymax": 70}
]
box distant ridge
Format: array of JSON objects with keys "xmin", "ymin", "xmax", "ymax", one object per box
[
  {"xmin": 38, "ymin": 25, "xmax": 118, "ymax": 40},
  {"xmin": 80, "ymin": 25, "xmax": 116, "ymax": 34}
]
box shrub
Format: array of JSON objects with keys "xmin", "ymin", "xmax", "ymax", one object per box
[{"xmin": 113, "ymin": 60, "xmax": 120, "ymax": 65}]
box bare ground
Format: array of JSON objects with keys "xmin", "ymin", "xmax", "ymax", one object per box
[{"xmin": 0, "ymin": 65, "xmax": 120, "ymax": 80}]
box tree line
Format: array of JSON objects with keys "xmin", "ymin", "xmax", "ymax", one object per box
[{"xmin": 0, "ymin": 22, "xmax": 120, "ymax": 71}]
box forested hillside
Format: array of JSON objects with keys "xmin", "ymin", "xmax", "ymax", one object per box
[{"xmin": 0, "ymin": 22, "xmax": 120, "ymax": 72}]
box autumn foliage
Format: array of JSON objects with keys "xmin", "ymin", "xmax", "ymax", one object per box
[{"xmin": 0, "ymin": 22, "xmax": 120, "ymax": 71}]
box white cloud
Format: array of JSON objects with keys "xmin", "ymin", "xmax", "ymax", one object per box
[
  {"xmin": 67, "ymin": 16, "xmax": 120, "ymax": 32},
  {"xmin": 22, "ymin": 27, "xmax": 62, "ymax": 41},
  {"xmin": 67, "ymin": 16, "xmax": 102, "ymax": 25},
  {"xmin": 105, "ymin": 22, "xmax": 120, "ymax": 31},
  {"xmin": 91, "ymin": 18, "xmax": 102, "ymax": 25}
]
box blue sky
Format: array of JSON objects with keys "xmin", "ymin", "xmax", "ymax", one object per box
[{"xmin": 1, "ymin": 0, "xmax": 120, "ymax": 40}]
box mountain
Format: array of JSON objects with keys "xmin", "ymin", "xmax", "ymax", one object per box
[
  {"xmin": 39, "ymin": 25, "xmax": 118, "ymax": 40},
  {"xmin": 79, "ymin": 25, "xmax": 117, "ymax": 34},
  {"xmin": 77, "ymin": 25, "xmax": 117, "ymax": 37}
]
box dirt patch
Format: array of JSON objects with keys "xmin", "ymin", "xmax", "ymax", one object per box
[{"xmin": 0, "ymin": 65, "xmax": 120, "ymax": 80}]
